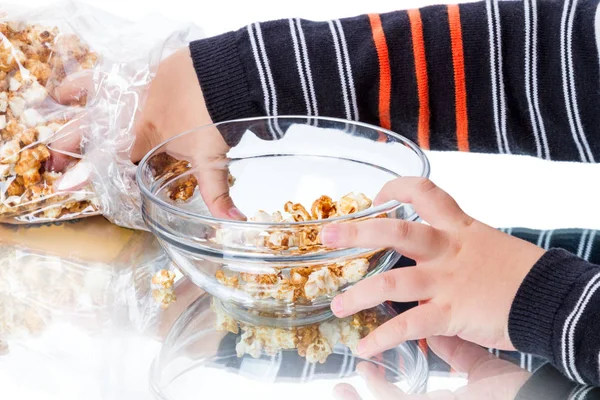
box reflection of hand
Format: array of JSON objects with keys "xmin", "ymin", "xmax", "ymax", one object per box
[
  {"xmin": 334, "ymin": 337, "xmax": 531, "ymax": 400},
  {"xmin": 324, "ymin": 177, "xmax": 545, "ymax": 356},
  {"xmin": 50, "ymin": 48, "xmax": 245, "ymax": 220}
]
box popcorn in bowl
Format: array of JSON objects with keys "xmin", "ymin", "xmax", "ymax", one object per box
[{"xmin": 214, "ymin": 192, "xmax": 381, "ymax": 303}]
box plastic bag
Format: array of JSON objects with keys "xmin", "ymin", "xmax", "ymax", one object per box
[
  {"xmin": 0, "ymin": 1, "xmax": 201, "ymax": 227},
  {"xmin": 0, "ymin": 216, "xmax": 180, "ymax": 347}
]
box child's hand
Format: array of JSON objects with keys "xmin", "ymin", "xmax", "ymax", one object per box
[
  {"xmin": 322, "ymin": 177, "xmax": 545, "ymax": 358},
  {"xmin": 51, "ymin": 48, "xmax": 244, "ymax": 220},
  {"xmin": 132, "ymin": 47, "xmax": 243, "ymax": 220}
]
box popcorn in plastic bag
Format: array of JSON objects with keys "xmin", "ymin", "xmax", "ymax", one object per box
[{"xmin": 0, "ymin": 1, "xmax": 202, "ymax": 227}]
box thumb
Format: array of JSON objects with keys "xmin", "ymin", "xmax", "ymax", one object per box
[{"xmin": 196, "ymin": 164, "xmax": 245, "ymax": 221}]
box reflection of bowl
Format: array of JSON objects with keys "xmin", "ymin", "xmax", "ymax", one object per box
[
  {"xmin": 150, "ymin": 294, "xmax": 428, "ymax": 400},
  {"xmin": 138, "ymin": 116, "xmax": 430, "ymax": 325}
]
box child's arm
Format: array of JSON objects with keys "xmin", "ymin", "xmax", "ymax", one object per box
[
  {"xmin": 190, "ymin": 0, "xmax": 600, "ymax": 161},
  {"xmin": 321, "ymin": 177, "xmax": 600, "ymax": 386}
]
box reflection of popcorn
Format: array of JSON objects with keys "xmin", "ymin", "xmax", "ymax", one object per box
[
  {"xmin": 236, "ymin": 329, "xmax": 262, "ymax": 359},
  {"xmin": 151, "ymin": 289, "xmax": 176, "ymax": 309},
  {"xmin": 304, "ymin": 337, "xmax": 333, "ymax": 364},
  {"xmin": 151, "ymin": 269, "xmax": 176, "ymax": 289},
  {"xmin": 211, "ymin": 297, "xmax": 239, "ymax": 334},
  {"xmin": 0, "ymin": 248, "xmax": 116, "ymax": 341},
  {"xmin": 235, "ymin": 325, "xmax": 297, "ymax": 358},
  {"xmin": 214, "ymin": 302, "xmax": 385, "ymax": 364},
  {"xmin": 151, "ymin": 269, "xmax": 177, "ymax": 309}
]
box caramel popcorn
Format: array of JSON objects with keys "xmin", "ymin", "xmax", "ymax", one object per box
[
  {"xmin": 311, "ymin": 195, "xmax": 337, "ymax": 219},
  {"xmin": 212, "ymin": 298, "xmax": 386, "ymax": 364},
  {"xmin": 213, "ymin": 193, "xmax": 378, "ymax": 303},
  {"xmin": 0, "ymin": 20, "xmax": 100, "ymax": 222},
  {"xmin": 215, "ymin": 192, "xmax": 374, "ymax": 253},
  {"xmin": 334, "ymin": 192, "xmax": 373, "ymax": 216},
  {"xmin": 284, "ymin": 201, "xmax": 312, "ymax": 222},
  {"xmin": 216, "ymin": 270, "xmax": 240, "ymax": 288},
  {"xmin": 304, "ymin": 267, "xmax": 342, "ymax": 300},
  {"xmin": 146, "ymin": 152, "xmax": 199, "ymax": 202}
]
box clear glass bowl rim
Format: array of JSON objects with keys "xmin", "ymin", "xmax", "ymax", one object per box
[{"xmin": 136, "ymin": 115, "xmax": 431, "ymax": 227}]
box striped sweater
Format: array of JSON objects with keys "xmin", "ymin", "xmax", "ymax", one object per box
[{"xmin": 188, "ymin": 0, "xmax": 600, "ymax": 386}]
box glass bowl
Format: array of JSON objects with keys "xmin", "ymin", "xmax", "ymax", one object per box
[
  {"xmin": 150, "ymin": 294, "xmax": 429, "ymax": 400},
  {"xmin": 137, "ymin": 116, "xmax": 430, "ymax": 326}
]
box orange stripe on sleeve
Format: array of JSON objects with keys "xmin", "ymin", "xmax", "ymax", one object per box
[
  {"xmin": 448, "ymin": 4, "xmax": 470, "ymax": 152},
  {"xmin": 368, "ymin": 13, "xmax": 392, "ymax": 139},
  {"xmin": 408, "ymin": 9, "xmax": 430, "ymax": 150}
]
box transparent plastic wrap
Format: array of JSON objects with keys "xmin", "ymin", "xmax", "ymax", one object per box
[
  {"xmin": 0, "ymin": 1, "xmax": 201, "ymax": 226},
  {"xmin": 0, "ymin": 217, "xmax": 182, "ymax": 351}
]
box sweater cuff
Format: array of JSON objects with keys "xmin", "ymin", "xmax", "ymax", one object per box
[
  {"xmin": 508, "ymin": 249, "xmax": 592, "ymax": 361},
  {"xmin": 189, "ymin": 33, "xmax": 260, "ymax": 133}
]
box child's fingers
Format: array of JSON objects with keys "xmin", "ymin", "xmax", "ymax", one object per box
[
  {"xmin": 321, "ymin": 218, "xmax": 446, "ymax": 261},
  {"xmin": 331, "ymin": 267, "xmax": 434, "ymax": 318},
  {"xmin": 373, "ymin": 177, "xmax": 473, "ymax": 230},
  {"xmin": 357, "ymin": 302, "xmax": 449, "ymax": 359},
  {"xmin": 196, "ymin": 166, "xmax": 246, "ymax": 221}
]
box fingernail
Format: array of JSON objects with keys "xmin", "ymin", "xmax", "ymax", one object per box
[
  {"xmin": 331, "ymin": 296, "xmax": 344, "ymax": 316},
  {"xmin": 228, "ymin": 207, "xmax": 246, "ymax": 221},
  {"xmin": 321, "ymin": 225, "xmax": 340, "ymax": 246}
]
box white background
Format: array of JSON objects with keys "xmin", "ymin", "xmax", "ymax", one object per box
[{"xmin": 3, "ymin": 0, "xmax": 600, "ymax": 399}]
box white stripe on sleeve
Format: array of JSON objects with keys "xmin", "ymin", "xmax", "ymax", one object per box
[
  {"xmin": 328, "ymin": 20, "xmax": 352, "ymax": 121},
  {"xmin": 335, "ymin": 19, "xmax": 359, "ymax": 121},
  {"xmin": 531, "ymin": 0, "xmax": 551, "ymax": 160},
  {"xmin": 296, "ymin": 19, "xmax": 319, "ymax": 122},
  {"xmin": 567, "ymin": 0, "xmax": 595, "ymax": 162},
  {"xmin": 254, "ymin": 22, "xmax": 283, "ymax": 138},
  {"xmin": 289, "ymin": 19, "xmax": 312, "ymax": 120},
  {"xmin": 525, "ymin": 0, "xmax": 543, "ymax": 159}
]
